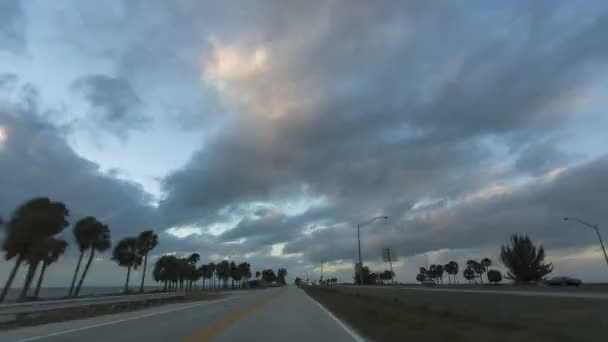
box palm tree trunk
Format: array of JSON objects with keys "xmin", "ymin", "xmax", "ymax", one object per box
[
  {"xmin": 0, "ymin": 255, "xmax": 23, "ymax": 303},
  {"xmin": 163, "ymin": 281, "xmax": 167, "ymax": 292},
  {"xmin": 34, "ymin": 262, "xmax": 49, "ymax": 298},
  {"xmin": 18, "ymin": 261, "xmax": 40, "ymax": 301},
  {"xmin": 68, "ymin": 251, "xmax": 84, "ymax": 296},
  {"xmin": 124, "ymin": 266, "xmax": 132, "ymax": 294},
  {"xmin": 139, "ymin": 252, "xmax": 148, "ymax": 293},
  {"xmin": 74, "ymin": 249, "xmax": 95, "ymax": 297}
]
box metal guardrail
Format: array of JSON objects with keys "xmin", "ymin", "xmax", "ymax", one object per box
[{"xmin": 0, "ymin": 292, "xmax": 186, "ymax": 315}]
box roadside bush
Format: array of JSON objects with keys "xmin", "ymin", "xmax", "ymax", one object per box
[{"xmin": 487, "ymin": 270, "xmax": 502, "ymax": 284}]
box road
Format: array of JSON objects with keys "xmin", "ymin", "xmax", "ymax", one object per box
[{"xmin": 0, "ymin": 286, "xmax": 363, "ymax": 342}]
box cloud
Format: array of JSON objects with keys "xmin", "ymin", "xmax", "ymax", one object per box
[
  {"xmin": 0, "ymin": 0, "xmax": 26, "ymax": 53},
  {"xmin": 71, "ymin": 74, "xmax": 148, "ymax": 139},
  {"xmin": 2, "ymin": 1, "xmax": 608, "ymax": 285},
  {"xmin": 284, "ymin": 156, "xmax": 608, "ymax": 265},
  {"xmin": 0, "ymin": 78, "xmax": 157, "ymax": 247}
]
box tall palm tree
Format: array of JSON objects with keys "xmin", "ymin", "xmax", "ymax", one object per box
[
  {"xmin": 112, "ymin": 237, "xmax": 142, "ymax": 293},
  {"xmin": 136, "ymin": 230, "xmax": 158, "ymax": 293},
  {"xmin": 69, "ymin": 217, "xmax": 102, "ymax": 296},
  {"xmin": 277, "ymin": 268, "xmax": 288, "ymax": 285},
  {"xmin": 216, "ymin": 260, "xmax": 230, "ymax": 288},
  {"xmin": 1, "ymin": 198, "xmax": 69, "ymax": 303},
  {"xmin": 435, "ymin": 264, "xmax": 445, "ymax": 284},
  {"xmin": 73, "ymin": 219, "xmax": 111, "ymax": 297},
  {"xmin": 199, "ymin": 264, "xmax": 210, "ymax": 288},
  {"xmin": 466, "ymin": 260, "xmax": 484, "ymax": 284},
  {"xmin": 481, "ymin": 257, "xmax": 492, "ymax": 282},
  {"xmin": 444, "ymin": 261, "xmax": 459, "ymax": 284},
  {"xmin": 33, "ymin": 238, "xmax": 68, "ymax": 298},
  {"xmin": 500, "ymin": 234, "xmax": 553, "ymax": 284},
  {"xmin": 238, "ymin": 262, "xmax": 251, "ymax": 287},
  {"xmin": 463, "ymin": 267, "xmax": 476, "ymax": 284},
  {"xmin": 229, "ymin": 261, "xmax": 238, "ymax": 288}
]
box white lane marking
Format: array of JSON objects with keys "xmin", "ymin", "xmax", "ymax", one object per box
[
  {"xmin": 11, "ymin": 297, "xmax": 235, "ymax": 342},
  {"xmin": 302, "ymin": 290, "xmax": 366, "ymax": 342}
]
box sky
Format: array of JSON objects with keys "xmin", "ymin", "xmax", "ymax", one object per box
[{"xmin": 1, "ymin": 0, "xmax": 608, "ymax": 287}]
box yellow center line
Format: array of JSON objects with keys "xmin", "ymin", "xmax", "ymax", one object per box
[{"xmin": 184, "ymin": 290, "xmax": 283, "ymax": 342}]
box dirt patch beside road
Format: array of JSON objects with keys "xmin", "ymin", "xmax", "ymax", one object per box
[{"xmin": 303, "ymin": 286, "xmax": 607, "ymax": 342}]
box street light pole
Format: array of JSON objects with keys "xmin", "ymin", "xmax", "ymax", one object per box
[
  {"xmin": 356, "ymin": 216, "xmax": 389, "ymax": 285},
  {"xmin": 357, "ymin": 223, "xmax": 362, "ymax": 285},
  {"xmin": 564, "ymin": 217, "xmax": 608, "ymax": 267}
]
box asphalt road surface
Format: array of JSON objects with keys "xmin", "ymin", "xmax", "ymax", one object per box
[{"xmin": 0, "ymin": 286, "xmax": 362, "ymax": 342}]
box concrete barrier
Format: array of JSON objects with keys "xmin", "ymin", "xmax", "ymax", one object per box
[{"xmin": 0, "ymin": 292, "xmax": 185, "ymax": 315}]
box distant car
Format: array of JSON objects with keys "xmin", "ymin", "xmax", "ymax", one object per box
[
  {"xmin": 544, "ymin": 276, "xmax": 582, "ymax": 287},
  {"xmin": 420, "ymin": 279, "xmax": 437, "ymax": 286}
]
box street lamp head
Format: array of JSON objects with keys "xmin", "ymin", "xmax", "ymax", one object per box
[
  {"xmin": 563, "ymin": 217, "xmax": 569, "ymax": 221},
  {"xmin": 382, "ymin": 216, "xmax": 389, "ymax": 219}
]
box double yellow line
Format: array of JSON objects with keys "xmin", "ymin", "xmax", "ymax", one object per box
[{"xmin": 185, "ymin": 290, "xmax": 282, "ymax": 342}]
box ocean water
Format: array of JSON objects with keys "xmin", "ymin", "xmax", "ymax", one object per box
[{"xmin": 2, "ymin": 286, "xmax": 161, "ymax": 302}]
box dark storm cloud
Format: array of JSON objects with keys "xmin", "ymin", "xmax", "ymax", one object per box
[
  {"xmin": 284, "ymin": 155, "xmax": 608, "ymax": 263},
  {"xmin": 158, "ymin": 1, "xmax": 608, "ymax": 235},
  {"xmin": 0, "ymin": 80, "xmax": 157, "ymax": 248},
  {"xmin": 71, "ymin": 74, "xmax": 148, "ymax": 139},
  {"xmin": 0, "ymin": 0, "xmax": 25, "ymax": 53},
  {"xmin": 4, "ymin": 0, "xmax": 608, "ymax": 275}
]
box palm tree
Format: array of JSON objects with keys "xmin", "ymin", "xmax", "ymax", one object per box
[
  {"xmin": 199, "ymin": 264, "xmax": 210, "ymax": 288},
  {"xmin": 500, "ymin": 234, "xmax": 553, "ymax": 284},
  {"xmin": 154, "ymin": 255, "xmax": 179, "ymax": 291},
  {"xmin": 481, "ymin": 257, "xmax": 492, "ymax": 282},
  {"xmin": 33, "ymin": 238, "xmax": 68, "ymax": 298},
  {"xmin": 463, "ymin": 267, "xmax": 476, "ymax": 284},
  {"xmin": 444, "ymin": 261, "xmax": 459, "ymax": 284},
  {"xmin": 136, "ymin": 230, "xmax": 158, "ymax": 293},
  {"xmin": 112, "ymin": 237, "xmax": 142, "ymax": 293},
  {"xmin": 69, "ymin": 217, "xmax": 102, "ymax": 296},
  {"xmin": 187, "ymin": 253, "xmax": 200, "ymax": 266},
  {"xmin": 73, "ymin": 219, "xmax": 111, "ymax": 297},
  {"xmin": 207, "ymin": 262, "xmax": 216, "ymax": 289},
  {"xmin": 216, "ymin": 260, "xmax": 230, "ymax": 288},
  {"xmin": 466, "ymin": 260, "xmax": 485, "ymax": 284},
  {"xmin": 428, "ymin": 265, "xmax": 437, "ymax": 284},
  {"xmin": 1, "ymin": 198, "xmax": 69, "ymax": 303},
  {"xmin": 277, "ymin": 268, "xmax": 288, "ymax": 285},
  {"xmin": 229, "ymin": 261, "xmax": 238, "ymax": 288},
  {"xmin": 435, "ymin": 264, "xmax": 445, "ymax": 284},
  {"xmin": 238, "ymin": 262, "xmax": 251, "ymax": 287}
]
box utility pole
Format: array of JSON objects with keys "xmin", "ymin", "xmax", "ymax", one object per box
[
  {"xmin": 356, "ymin": 216, "xmax": 389, "ymax": 285},
  {"xmin": 388, "ymin": 249, "xmax": 395, "ymax": 285},
  {"xmin": 357, "ymin": 223, "xmax": 363, "ymax": 285},
  {"xmin": 320, "ymin": 260, "xmax": 324, "ymax": 283}
]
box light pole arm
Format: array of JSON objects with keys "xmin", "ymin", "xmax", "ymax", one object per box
[
  {"xmin": 593, "ymin": 226, "xmax": 608, "ymax": 266},
  {"xmin": 567, "ymin": 217, "xmax": 598, "ymax": 230},
  {"xmin": 565, "ymin": 217, "xmax": 608, "ymax": 267}
]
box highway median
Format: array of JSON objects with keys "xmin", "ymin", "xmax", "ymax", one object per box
[{"xmin": 302, "ymin": 285, "xmax": 608, "ymax": 342}]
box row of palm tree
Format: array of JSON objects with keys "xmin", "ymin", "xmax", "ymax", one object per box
[
  {"xmin": 417, "ymin": 261, "xmax": 457, "ymax": 284},
  {"xmin": 1, "ymin": 197, "xmax": 288, "ymax": 302},
  {"xmin": 111, "ymin": 231, "xmax": 158, "ymax": 294},
  {"xmin": 0, "ymin": 197, "xmax": 159, "ymax": 302},
  {"xmin": 415, "ymin": 234, "xmax": 554, "ymax": 285},
  {"xmin": 152, "ymin": 256, "xmax": 255, "ymax": 292},
  {"xmin": 416, "ymin": 258, "xmax": 493, "ymax": 284}
]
